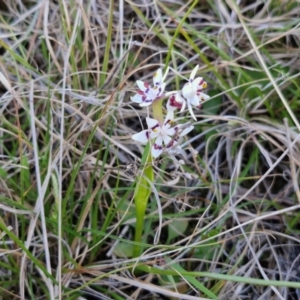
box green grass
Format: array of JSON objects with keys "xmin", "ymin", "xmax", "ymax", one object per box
[{"xmin": 0, "ymin": 0, "xmax": 300, "ymax": 299}]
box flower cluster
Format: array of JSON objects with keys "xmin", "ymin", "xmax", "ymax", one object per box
[
  {"xmin": 131, "ymin": 69, "xmax": 167, "ymax": 107},
  {"xmin": 131, "ymin": 65, "xmax": 210, "ymax": 158},
  {"xmin": 132, "ymin": 111, "xmax": 194, "ymax": 158}
]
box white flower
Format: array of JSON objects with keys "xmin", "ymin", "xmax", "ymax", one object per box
[
  {"xmin": 131, "ymin": 68, "xmax": 169, "ymax": 107},
  {"xmin": 166, "ymin": 65, "xmax": 210, "ymax": 120},
  {"xmin": 181, "ymin": 65, "xmax": 210, "ymax": 120},
  {"xmin": 166, "ymin": 92, "xmax": 186, "ymax": 113},
  {"xmin": 132, "ymin": 111, "xmax": 194, "ymax": 158}
]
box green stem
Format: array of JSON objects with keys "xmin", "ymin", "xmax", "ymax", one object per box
[
  {"xmin": 133, "ymin": 143, "xmax": 153, "ymax": 257},
  {"xmin": 152, "ymin": 98, "xmax": 164, "ymax": 124},
  {"xmin": 133, "ymin": 98, "xmax": 164, "ymax": 257}
]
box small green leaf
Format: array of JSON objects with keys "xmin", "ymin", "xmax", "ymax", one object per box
[
  {"xmin": 167, "ymin": 219, "xmax": 188, "ymax": 243},
  {"xmin": 113, "ymin": 241, "xmax": 133, "ymax": 258}
]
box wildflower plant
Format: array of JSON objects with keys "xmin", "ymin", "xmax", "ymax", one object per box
[{"xmin": 131, "ymin": 65, "xmax": 210, "ymax": 256}]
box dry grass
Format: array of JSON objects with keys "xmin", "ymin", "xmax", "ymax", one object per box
[{"xmin": 1, "ymin": 0, "xmax": 300, "ymax": 299}]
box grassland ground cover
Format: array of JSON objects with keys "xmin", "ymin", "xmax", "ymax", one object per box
[{"xmin": 1, "ymin": 0, "xmax": 300, "ymax": 299}]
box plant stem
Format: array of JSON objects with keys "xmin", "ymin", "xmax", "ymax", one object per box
[
  {"xmin": 152, "ymin": 98, "xmax": 164, "ymax": 124},
  {"xmin": 133, "ymin": 143, "xmax": 153, "ymax": 257},
  {"xmin": 133, "ymin": 98, "xmax": 164, "ymax": 257}
]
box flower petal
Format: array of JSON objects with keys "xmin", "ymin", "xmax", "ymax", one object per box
[
  {"xmin": 165, "ymin": 127, "xmax": 176, "ymax": 137},
  {"xmin": 131, "ymin": 94, "xmax": 143, "ymax": 104},
  {"xmin": 182, "ymin": 82, "xmax": 195, "ymax": 99},
  {"xmin": 187, "ymin": 101, "xmax": 197, "ymax": 121},
  {"xmin": 166, "ymin": 93, "xmax": 185, "ymax": 112},
  {"xmin": 159, "ymin": 82, "xmax": 166, "ymax": 96},
  {"xmin": 152, "ymin": 136, "xmax": 163, "ymax": 158},
  {"xmin": 153, "ymin": 68, "xmax": 163, "ymax": 86},
  {"xmin": 180, "ymin": 125, "xmax": 194, "ymax": 136},
  {"xmin": 189, "ymin": 95, "xmax": 200, "ymax": 106},
  {"xmin": 166, "ymin": 138, "xmax": 177, "ymax": 149},
  {"xmin": 175, "ymin": 93, "xmax": 185, "ymax": 104},
  {"xmin": 132, "ymin": 130, "xmax": 149, "ymax": 144},
  {"xmin": 166, "ymin": 99, "xmax": 177, "ymax": 112},
  {"xmin": 162, "ymin": 134, "xmax": 172, "ymax": 146},
  {"xmin": 146, "ymin": 117, "xmax": 159, "ymax": 130},
  {"xmin": 179, "ymin": 99, "xmax": 186, "ymax": 113},
  {"xmin": 154, "ymin": 135, "xmax": 163, "ymax": 147},
  {"xmin": 167, "ymin": 110, "xmax": 174, "ymax": 120},
  {"xmin": 152, "ymin": 146, "xmax": 163, "ymax": 158},
  {"xmin": 136, "ymin": 80, "xmax": 149, "ymax": 91},
  {"xmin": 192, "ymin": 77, "xmax": 202, "ymax": 88},
  {"xmin": 199, "ymin": 92, "xmax": 210, "ymax": 102},
  {"xmin": 189, "ymin": 65, "xmax": 199, "ymax": 81},
  {"xmin": 164, "ymin": 111, "xmax": 174, "ymax": 125},
  {"xmin": 149, "ymin": 130, "xmax": 159, "ymax": 139}
]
